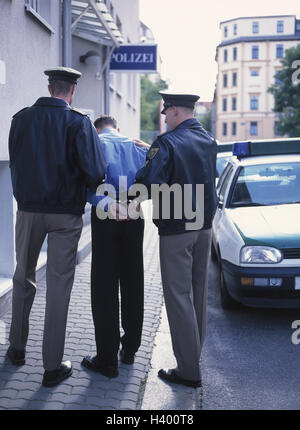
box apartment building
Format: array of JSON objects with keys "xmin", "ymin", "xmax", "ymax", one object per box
[{"xmin": 215, "ymin": 15, "xmax": 300, "ymax": 141}]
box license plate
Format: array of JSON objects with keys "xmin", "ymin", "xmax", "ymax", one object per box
[{"xmin": 295, "ymin": 277, "xmax": 300, "ymax": 290}]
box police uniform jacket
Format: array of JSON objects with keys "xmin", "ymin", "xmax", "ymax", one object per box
[
  {"xmin": 9, "ymin": 97, "xmax": 107, "ymax": 215},
  {"xmin": 135, "ymin": 118, "xmax": 218, "ymax": 235}
]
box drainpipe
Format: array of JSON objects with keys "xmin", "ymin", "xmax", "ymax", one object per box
[{"xmin": 63, "ymin": 0, "xmax": 72, "ymax": 67}]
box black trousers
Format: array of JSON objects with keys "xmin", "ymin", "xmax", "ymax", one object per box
[{"xmin": 90, "ymin": 207, "xmax": 145, "ymax": 367}]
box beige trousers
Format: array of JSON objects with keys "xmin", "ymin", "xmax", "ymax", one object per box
[
  {"xmin": 159, "ymin": 228, "xmax": 212, "ymax": 381},
  {"xmin": 9, "ymin": 210, "xmax": 83, "ymax": 370}
]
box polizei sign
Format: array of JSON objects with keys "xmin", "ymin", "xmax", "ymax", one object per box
[{"xmin": 110, "ymin": 44, "xmax": 157, "ymax": 73}]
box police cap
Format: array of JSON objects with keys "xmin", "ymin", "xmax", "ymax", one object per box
[
  {"xmin": 159, "ymin": 91, "xmax": 200, "ymax": 114},
  {"xmin": 44, "ymin": 67, "xmax": 82, "ymax": 84}
]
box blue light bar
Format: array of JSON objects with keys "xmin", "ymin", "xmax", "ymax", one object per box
[
  {"xmin": 233, "ymin": 138, "xmax": 300, "ymax": 159},
  {"xmin": 233, "ymin": 141, "xmax": 250, "ymax": 157}
]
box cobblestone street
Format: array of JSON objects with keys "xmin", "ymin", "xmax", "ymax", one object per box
[{"xmin": 0, "ymin": 219, "xmax": 163, "ymax": 410}]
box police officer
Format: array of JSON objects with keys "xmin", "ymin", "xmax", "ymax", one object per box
[
  {"xmin": 7, "ymin": 67, "xmax": 107, "ymax": 387},
  {"xmin": 135, "ymin": 91, "xmax": 217, "ymax": 388}
]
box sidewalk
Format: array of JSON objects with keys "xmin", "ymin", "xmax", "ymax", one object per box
[{"xmin": 0, "ymin": 217, "xmax": 199, "ymax": 410}]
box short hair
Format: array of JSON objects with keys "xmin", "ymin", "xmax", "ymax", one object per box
[
  {"xmin": 94, "ymin": 115, "xmax": 117, "ymax": 130},
  {"xmin": 49, "ymin": 80, "xmax": 74, "ymax": 96}
]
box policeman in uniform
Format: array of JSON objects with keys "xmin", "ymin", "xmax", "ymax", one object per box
[
  {"xmin": 135, "ymin": 91, "xmax": 217, "ymax": 387},
  {"xmin": 7, "ymin": 67, "xmax": 107, "ymax": 387}
]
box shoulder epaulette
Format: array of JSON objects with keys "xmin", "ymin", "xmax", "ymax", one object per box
[
  {"xmin": 70, "ymin": 107, "xmax": 88, "ymax": 116},
  {"xmin": 12, "ymin": 107, "xmax": 29, "ymax": 118}
]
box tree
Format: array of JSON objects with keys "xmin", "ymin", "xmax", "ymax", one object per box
[
  {"xmin": 196, "ymin": 110, "xmax": 212, "ymax": 133},
  {"xmin": 268, "ymin": 43, "xmax": 300, "ymax": 137},
  {"xmin": 140, "ymin": 75, "xmax": 168, "ymax": 131}
]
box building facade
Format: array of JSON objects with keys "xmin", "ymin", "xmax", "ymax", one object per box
[
  {"xmin": 215, "ymin": 15, "xmax": 300, "ymax": 142},
  {"xmin": 0, "ymin": 0, "xmax": 141, "ymax": 300}
]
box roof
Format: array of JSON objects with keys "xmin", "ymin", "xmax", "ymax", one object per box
[
  {"xmin": 220, "ymin": 15, "xmax": 296, "ymax": 26},
  {"xmin": 218, "ymin": 33, "xmax": 300, "ymax": 48},
  {"xmin": 233, "ymin": 153, "xmax": 300, "ymax": 166},
  {"xmin": 71, "ymin": 0, "xmax": 124, "ymax": 47}
]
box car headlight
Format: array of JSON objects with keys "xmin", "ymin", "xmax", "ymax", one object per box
[{"xmin": 240, "ymin": 246, "xmax": 283, "ymax": 264}]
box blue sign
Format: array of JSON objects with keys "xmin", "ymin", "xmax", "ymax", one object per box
[{"xmin": 110, "ymin": 44, "xmax": 157, "ymax": 73}]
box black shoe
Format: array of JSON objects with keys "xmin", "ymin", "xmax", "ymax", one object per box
[
  {"xmin": 42, "ymin": 361, "xmax": 72, "ymax": 387},
  {"xmin": 6, "ymin": 346, "xmax": 25, "ymax": 366},
  {"xmin": 120, "ymin": 349, "xmax": 135, "ymax": 365},
  {"xmin": 158, "ymin": 368, "xmax": 201, "ymax": 388},
  {"xmin": 81, "ymin": 355, "xmax": 118, "ymax": 378}
]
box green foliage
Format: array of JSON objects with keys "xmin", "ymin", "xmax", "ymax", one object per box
[
  {"xmin": 140, "ymin": 75, "xmax": 168, "ymax": 131},
  {"xmin": 196, "ymin": 110, "xmax": 212, "ymax": 132},
  {"xmin": 268, "ymin": 44, "xmax": 300, "ymax": 137}
]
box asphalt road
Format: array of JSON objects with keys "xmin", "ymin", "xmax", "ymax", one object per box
[{"xmin": 201, "ymin": 258, "xmax": 300, "ymax": 410}]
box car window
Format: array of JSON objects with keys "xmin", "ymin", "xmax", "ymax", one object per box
[
  {"xmin": 229, "ymin": 162, "xmax": 300, "ymax": 207},
  {"xmin": 216, "ymin": 155, "xmax": 231, "ymax": 177},
  {"xmin": 218, "ymin": 165, "xmax": 234, "ymax": 203}
]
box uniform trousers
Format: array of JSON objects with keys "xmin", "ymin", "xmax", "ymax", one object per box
[
  {"xmin": 9, "ymin": 210, "xmax": 83, "ymax": 370},
  {"xmin": 90, "ymin": 207, "xmax": 144, "ymax": 367},
  {"xmin": 159, "ymin": 228, "xmax": 212, "ymax": 381}
]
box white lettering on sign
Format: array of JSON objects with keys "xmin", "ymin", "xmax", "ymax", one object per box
[
  {"xmin": 0, "ymin": 60, "xmax": 6, "ymax": 84},
  {"xmin": 112, "ymin": 53, "xmax": 154, "ymax": 64}
]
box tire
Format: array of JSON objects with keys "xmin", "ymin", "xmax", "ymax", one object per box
[{"xmin": 218, "ymin": 259, "xmax": 240, "ymax": 310}]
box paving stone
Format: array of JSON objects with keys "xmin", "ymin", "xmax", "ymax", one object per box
[{"xmin": 0, "ymin": 221, "xmax": 163, "ymax": 410}]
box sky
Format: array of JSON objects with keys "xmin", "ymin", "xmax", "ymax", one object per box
[{"xmin": 139, "ymin": 0, "xmax": 300, "ymax": 101}]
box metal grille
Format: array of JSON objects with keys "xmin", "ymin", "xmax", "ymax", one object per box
[{"xmin": 282, "ymin": 249, "xmax": 300, "ymax": 259}]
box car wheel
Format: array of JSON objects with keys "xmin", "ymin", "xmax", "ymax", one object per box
[{"xmin": 218, "ymin": 260, "xmax": 240, "ymax": 310}]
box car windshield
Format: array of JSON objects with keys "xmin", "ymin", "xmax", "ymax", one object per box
[
  {"xmin": 216, "ymin": 155, "xmax": 231, "ymax": 177},
  {"xmin": 229, "ymin": 161, "xmax": 300, "ymax": 207}
]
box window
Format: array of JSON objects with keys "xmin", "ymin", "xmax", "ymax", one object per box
[
  {"xmin": 233, "ymin": 47, "xmax": 237, "ymax": 61},
  {"xmin": 251, "ymin": 69, "xmax": 259, "ymax": 76},
  {"xmin": 223, "ymin": 74, "xmax": 228, "ymax": 88},
  {"xmin": 232, "ymin": 72, "xmax": 237, "ymax": 87},
  {"xmin": 224, "ymin": 49, "xmax": 228, "ymax": 63},
  {"xmin": 252, "ymin": 45, "xmax": 259, "ymax": 59},
  {"xmin": 277, "ymin": 20, "xmax": 284, "ymax": 33},
  {"xmin": 222, "ymin": 123, "xmax": 227, "ymax": 136},
  {"xmin": 232, "ymin": 97, "xmax": 237, "ymax": 111},
  {"xmin": 224, "ymin": 26, "xmax": 228, "ymax": 38},
  {"xmin": 252, "ymin": 21, "xmax": 259, "ymax": 34},
  {"xmin": 274, "ymin": 121, "xmax": 283, "ymax": 136},
  {"xmin": 223, "ymin": 98, "xmax": 227, "ymax": 112},
  {"xmin": 218, "ymin": 165, "xmax": 234, "ymax": 203},
  {"xmin": 232, "ymin": 122, "xmax": 237, "ymax": 136},
  {"xmin": 25, "ymin": 0, "xmax": 53, "ymax": 32},
  {"xmin": 233, "ymin": 23, "xmax": 237, "ymax": 35},
  {"xmin": 250, "ymin": 121, "xmax": 258, "ymax": 136},
  {"xmin": 276, "ymin": 44, "xmax": 284, "ymax": 58},
  {"xmin": 250, "ymin": 96, "xmax": 259, "ymax": 110}
]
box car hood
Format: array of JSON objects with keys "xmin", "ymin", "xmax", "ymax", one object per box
[{"xmin": 227, "ymin": 204, "xmax": 300, "ymax": 248}]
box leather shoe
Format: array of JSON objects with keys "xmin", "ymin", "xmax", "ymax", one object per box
[
  {"xmin": 6, "ymin": 346, "xmax": 25, "ymax": 366},
  {"xmin": 81, "ymin": 355, "xmax": 118, "ymax": 378},
  {"xmin": 42, "ymin": 361, "xmax": 72, "ymax": 387},
  {"xmin": 120, "ymin": 349, "xmax": 135, "ymax": 365},
  {"xmin": 158, "ymin": 368, "xmax": 201, "ymax": 388}
]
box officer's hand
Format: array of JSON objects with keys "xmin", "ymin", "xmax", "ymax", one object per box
[
  {"xmin": 133, "ymin": 139, "xmax": 151, "ymax": 149},
  {"xmin": 109, "ymin": 202, "xmax": 129, "ymax": 221},
  {"xmin": 128, "ymin": 200, "xmax": 141, "ymax": 220}
]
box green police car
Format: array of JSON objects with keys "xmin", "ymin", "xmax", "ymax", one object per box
[{"xmin": 212, "ymin": 138, "xmax": 300, "ymax": 309}]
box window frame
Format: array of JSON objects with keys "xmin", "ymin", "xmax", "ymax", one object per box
[
  {"xmin": 252, "ymin": 45, "xmax": 259, "ymax": 60},
  {"xmin": 250, "ymin": 121, "xmax": 258, "ymax": 136},
  {"xmin": 24, "ymin": 0, "xmax": 54, "ymax": 34}
]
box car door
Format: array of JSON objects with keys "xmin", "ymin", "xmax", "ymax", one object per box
[{"xmin": 213, "ymin": 163, "xmax": 235, "ymax": 252}]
